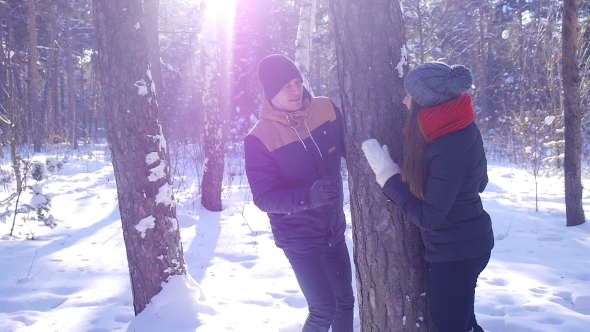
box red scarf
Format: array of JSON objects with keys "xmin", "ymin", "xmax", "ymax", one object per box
[{"xmin": 409, "ymin": 93, "xmax": 475, "ymax": 142}]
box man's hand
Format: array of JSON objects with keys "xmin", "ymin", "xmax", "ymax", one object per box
[
  {"xmin": 361, "ymin": 139, "xmax": 401, "ymax": 187},
  {"xmin": 308, "ymin": 176, "xmax": 341, "ymax": 207}
]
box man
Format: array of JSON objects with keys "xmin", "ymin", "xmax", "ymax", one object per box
[{"xmin": 244, "ymin": 54, "xmax": 354, "ymax": 332}]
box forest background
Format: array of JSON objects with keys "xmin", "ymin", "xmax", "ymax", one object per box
[
  {"xmin": 1, "ymin": 0, "xmax": 590, "ymax": 331},
  {"xmin": 1, "ymin": 0, "xmax": 589, "ymax": 168}
]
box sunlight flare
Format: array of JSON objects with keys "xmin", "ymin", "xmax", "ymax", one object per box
[{"xmin": 200, "ymin": 0, "xmax": 237, "ymax": 25}]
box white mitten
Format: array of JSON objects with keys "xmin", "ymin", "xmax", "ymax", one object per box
[{"xmin": 361, "ymin": 139, "xmax": 401, "ymax": 187}]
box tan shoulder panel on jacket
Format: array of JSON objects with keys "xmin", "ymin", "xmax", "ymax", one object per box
[
  {"xmin": 247, "ymin": 97, "xmax": 336, "ymax": 152},
  {"xmin": 305, "ymin": 97, "xmax": 336, "ymax": 133}
]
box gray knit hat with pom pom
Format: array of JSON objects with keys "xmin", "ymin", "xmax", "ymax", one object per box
[{"xmin": 404, "ymin": 62, "xmax": 473, "ymax": 108}]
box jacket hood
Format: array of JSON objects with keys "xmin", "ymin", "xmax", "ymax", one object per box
[{"xmin": 259, "ymin": 87, "xmax": 313, "ymax": 128}]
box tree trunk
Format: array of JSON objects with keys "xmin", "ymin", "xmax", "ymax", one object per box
[
  {"xmin": 200, "ymin": 13, "xmax": 225, "ymax": 212},
  {"xmin": 295, "ymin": 0, "xmax": 316, "ymax": 94},
  {"xmin": 562, "ymin": 0, "xmax": 585, "ymax": 227},
  {"xmin": 53, "ymin": 49, "xmax": 62, "ymax": 141},
  {"xmin": 415, "ymin": 0, "xmax": 425, "ymax": 64},
  {"xmin": 28, "ymin": 0, "xmax": 42, "ymax": 152},
  {"xmin": 476, "ymin": 0, "xmax": 490, "ymax": 117},
  {"xmin": 329, "ymin": 0, "xmax": 434, "ymax": 331},
  {"xmin": 93, "ymin": 0, "xmax": 187, "ymax": 315},
  {"xmin": 42, "ymin": 29, "xmax": 57, "ymax": 142},
  {"xmin": 5, "ymin": 10, "xmax": 23, "ymax": 194},
  {"xmin": 65, "ymin": 9, "xmax": 78, "ymax": 149},
  {"xmin": 80, "ymin": 62, "xmax": 88, "ymax": 143}
]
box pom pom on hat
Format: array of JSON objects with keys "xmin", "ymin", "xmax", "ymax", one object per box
[
  {"xmin": 404, "ymin": 62, "xmax": 473, "ymax": 108},
  {"xmin": 257, "ymin": 54, "xmax": 303, "ymax": 100}
]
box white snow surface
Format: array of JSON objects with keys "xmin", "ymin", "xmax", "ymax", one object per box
[{"xmin": 0, "ymin": 145, "xmax": 589, "ymax": 332}]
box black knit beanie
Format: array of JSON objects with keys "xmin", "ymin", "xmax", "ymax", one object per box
[
  {"xmin": 257, "ymin": 54, "xmax": 303, "ymax": 100},
  {"xmin": 404, "ymin": 62, "xmax": 473, "ymax": 108}
]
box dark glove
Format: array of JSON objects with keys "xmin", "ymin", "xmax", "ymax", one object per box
[{"xmin": 308, "ymin": 176, "xmax": 341, "ymax": 208}]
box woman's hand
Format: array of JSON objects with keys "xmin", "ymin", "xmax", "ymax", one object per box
[{"xmin": 361, "ymin": 139, "xmax": 401, "ymax": 187}]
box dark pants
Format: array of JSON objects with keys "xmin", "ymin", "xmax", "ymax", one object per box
[
  {"xmin": 283, "ymin": 240, "xmax": 355, "ymax": 332},
  {"xmin": 429, "ymin": 252, "xmax": 490, "ymax": 332}
]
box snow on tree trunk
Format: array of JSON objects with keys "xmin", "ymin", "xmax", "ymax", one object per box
[
  {"xmin": 562, "ymin": 0, "xmax": 585, "ymax": 227},
  {"xmin": 93, "ymin": 0, "xmax": 187, "ymax": 315},
  {"xmin": 200, "ymin": 15, "xmax": 225, "ymax": 212},
  {"xmin": 295, "ymin": 0, "xmax": 316, "ymax": 94},
  {"xmin": 330, "ymin": 0, "xmax": 435, "ymax": 330}
]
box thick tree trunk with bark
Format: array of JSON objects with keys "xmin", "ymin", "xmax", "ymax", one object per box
[
  {"xmin": 93, "ymin": 0, "xmax": 186, "ymax": 315},
  {"xmin": 562, "ymin": 0, "xmax": 585, "ymax": 227},
  {"xmin": 330, "ymin": 0, "xmax": 434, "ymax": 331}
]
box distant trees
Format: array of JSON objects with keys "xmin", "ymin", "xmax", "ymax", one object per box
[
  {"xmin": 0, "ymin": 0, "xmax": 585, "ymax": 189},
  {"xmin": 0, "ymin": 0, "xmax": 98, "ymax": 151}
]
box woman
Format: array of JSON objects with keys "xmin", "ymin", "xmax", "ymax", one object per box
[{"xmin": 362, "ymin": 62, "xmax": 493, "ymax": 332}]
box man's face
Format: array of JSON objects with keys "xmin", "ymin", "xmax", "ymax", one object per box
[{"xmin": 271, "ymin": 78, "xmax": 304, "ymax": 112}]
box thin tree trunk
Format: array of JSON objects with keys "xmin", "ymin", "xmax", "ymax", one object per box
[
  {"xmin": 65, "ymin": 9, "xmax": 78, "ymax": 149},
  {"xmin": 200, "ymin": 12, "xmax": 225, "ymax": 212},
  {"xmin": 44, "ymin": 35, "xmax": 58, "ymax": 143},
  {"xmin": 330, "ymin": 0, "xmax": 434, "ymax": 330},
  {"xmin": 28, "ymin": 0, "xmax": 42, "ymax": 152},
  {"xmin": 53, "ymin": 49, "xmax": 61, "ymax": 141},
  {"xmin": 295, "ymin": 0, "xmax": 316, "ymax": 93},
  {"xmin": 80, "ymin": 62, "xmax": 87, "ymax": 143},
  {"xmin": 5, "ymin": 10, "xmax": 22, "ymax": 194},
  {"xmin": 562, "ymin": 0, "xmax": 585, "ymax": 227},
  {"xmin": 416, "ymin": 0, "xmax": 424, "ymax": 64},
  {"xmin": 93, "ymin": 0, "xmax": 187, "ymax": 314}
]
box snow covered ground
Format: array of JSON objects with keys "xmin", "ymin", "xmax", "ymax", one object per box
[{"xmin": 0, "ymin": 144, "xmax": 589, "ymax": 332}]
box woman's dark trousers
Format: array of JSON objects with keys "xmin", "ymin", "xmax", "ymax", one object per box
[{"xmin": 429, "ymin": 252, "xmax": 491, "ymax": 332}]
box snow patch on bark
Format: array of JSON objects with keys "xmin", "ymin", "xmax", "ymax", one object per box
[
  {"xmin": 155, "ymin": 182, "xmax": 174, "ymax": 207},
  {"xmin": 134, "ymin": 79, "xmax": 148, "ymax": 96},
  {"xmin": 395, "ymin": 44, "xmax": 408, "ymax": 78},
  {"xmin": 135, "ymin": 215, "xmax": 156, "ymax": 238},
  {"xmin": 148, "ymin": 160, "xmax": 167, "ymax": 181}
]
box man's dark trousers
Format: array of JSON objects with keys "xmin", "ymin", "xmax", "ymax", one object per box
[{"xmin": 283, "ymin": 239, "xmax": 354, "ymax": 332}]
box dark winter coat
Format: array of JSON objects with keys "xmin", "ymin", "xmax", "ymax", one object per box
[
  {"xmin": 383, "ymin": 122, "xmax": 494, "ymax": 262},
  {"xmin": 244, "ymin": 90, "xmax": 347, "ymax": 249}
]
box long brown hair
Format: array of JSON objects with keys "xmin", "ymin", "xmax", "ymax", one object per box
[{"xmin": 401, "ymin": 98, "xmax": 427, "ymax": 200}]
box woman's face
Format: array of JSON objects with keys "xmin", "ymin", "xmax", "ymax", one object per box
[{"xmin": 403, "ymin": 92, "xmax": 412, "ymax": 110}]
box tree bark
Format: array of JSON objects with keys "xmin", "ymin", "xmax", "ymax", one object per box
[
  {"xmin": 330, "ymin": 0, "xmax": 434, "ymax": 330},
  {"xmin": 93, "ymin": 0, "xmax": 187, "ymax": 315},
  {"xmin": 200, "ymin": 12, "xmax": 225, "ymax": 212},
  {"xmin": 28, "ymin": 0, "xmax": 42, "ymax": 152},
  {"xmin": 295, "ymin": 0, "xmax": 316, "ymax": 93},
  {"xmin": 5, "ymin": 11, "xmax": 23, "ymax": 194},
  {"xmin": 562, "ymin": 0, "xmax": 585, "ymax": 227},
  {"xmin": 65, "ymin": 8, "xmax": 78, "ymax": 149}
]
